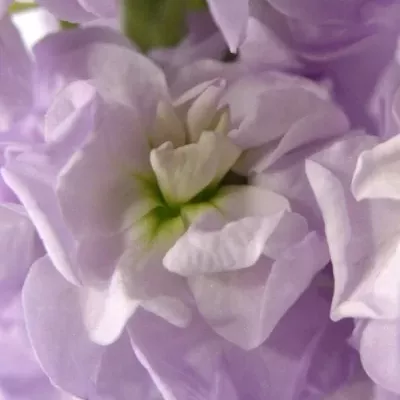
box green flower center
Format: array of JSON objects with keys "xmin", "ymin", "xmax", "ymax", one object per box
[{"xmin": 136, "ymin": 170, "xmax": 248, "ymax": 247}]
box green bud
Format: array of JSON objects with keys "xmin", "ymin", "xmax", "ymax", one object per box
[{"xmin": 122, "ymin": 0, "xmax": 188, "ymax": 52}]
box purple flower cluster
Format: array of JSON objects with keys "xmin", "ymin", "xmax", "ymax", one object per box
[{"xmin": 1, "ymin": 0, "xmax": 400, "ymax": 399}]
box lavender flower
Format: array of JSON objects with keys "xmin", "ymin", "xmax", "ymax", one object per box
[
  {"xmin": 2, "ymin": 1, "xmax": 400, "ymax": 399},
  {"xmin": 0, "ymin": 31, "xmax": 364, "ymax": 398}
]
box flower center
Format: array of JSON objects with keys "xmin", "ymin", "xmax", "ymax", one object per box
[
  {"xmin": 135, "ymin": 168, "xmax": 247, "ymax": 247},
  {"xmin": 135, "ymin": 80, "xmax": 247, "ymax": 247}
]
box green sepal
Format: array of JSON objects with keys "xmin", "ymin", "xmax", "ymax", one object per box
[{"xmin": 122, "ymin": 0, "xmax": 188, "ymax": 52}]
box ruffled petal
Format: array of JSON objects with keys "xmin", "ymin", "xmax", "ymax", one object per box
[
  {"xmin": 129, "ymin": 309, "xmax": 239, "ymax": 400},
  {"xmin": 94, "ymin": 331, "xmax": 162, "ymax": 400},
  {"xmin": 0, "ymin": 204, "xmax": 38, "ymax": 284},
  {"xmin": 150, "ymin": 131, "xmax": 241, "ymax": 204},
  {"xmin": 359, "ymin": 320, "xmax": 400, "ymax": 394},
  {"xmin": 306, "ymin": 135, "xmax": 400, "ymax": 321},
  {"xmin": 89, "ymin": 240, "xmax": 190, "ymax": 345},
  {"xmin": 57, "ymin": 101, "xmax": 154, "ymax": 238},
  {"xmin": 188, "ymin": 231, "xmax": 328, "ymax": 349},
  {"xmin": 352, "ymin": 134, "xmax": 400, "ymax": 201},
  {"xmin": 206, "ymin": 0, "xmax": 249, "ymax": 52},
  {"xmin": 78, "ymin": 0, "xmax": 118, "ymax": 18},
  {"xmin": 22, "ymin": 256, "xmax": 104, "ymax": 398},
  {"xmin": 164, "ymin": 185, "xmax": 290, "ymax": 275},
  {"xmin": 2, "ymin": 159, "xmax": 80, "ymax": 285}
]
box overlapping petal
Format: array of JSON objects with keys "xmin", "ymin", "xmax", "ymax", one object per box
[
  {"xmin": 22, "ymin": 256, "xmax": 156, "ymax": 399},
  {"xmin": 306, "ymin": 134, "xmax": 400, "ymax": 321},
  {"xmin": 352, "ymin": 134, "xmax": 400, "ymax": 201},
  {"xmin": 357, "ymin": 320, "xmax": 400, "ymax": 395},
  {"xmin": 0, "ymin": 204, "xmax": 37, "ymax": 284},
  {"xmin": 0, "ymin": 291, "xmax": 73, "ymax": 400},
  {"xmin": 129, "ymin": 273, "xmax": 357, "ymax": 400},
  {"xmin": 166, "ymin": 184, "xmax": 328, "ymax": 349}
]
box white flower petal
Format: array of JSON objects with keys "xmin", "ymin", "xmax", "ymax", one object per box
[
  {"xmin": 186, "ymin": 79, "xmax": 226, "ymax": 142},
  {"xmin": 150, "ymin": 100, "xmax": 186, "ymax": 148},
  {"xmin": 352, "ymin": 134, "xmax": 400, "ymax": 201},
  {"xmin": 150, "ymin": 131, "xmax": 241, "ymax": 204}
]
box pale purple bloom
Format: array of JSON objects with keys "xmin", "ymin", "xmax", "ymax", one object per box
[
  {"xmin": 0, "ymin": 32, "xmax": 362, "ymax": 398},
  {"xmin": 2, "ymin": 2, "xmax": 400, "ymax": 399}
]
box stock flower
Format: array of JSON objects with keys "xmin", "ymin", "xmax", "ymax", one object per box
[{"xmin": 0, "ymin": 30, "xmax": 355, "ymax": 397}]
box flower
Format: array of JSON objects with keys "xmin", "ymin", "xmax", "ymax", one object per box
[{"xmin": 1, "ymin": 31, "xmax": 357, "ymax": 397}]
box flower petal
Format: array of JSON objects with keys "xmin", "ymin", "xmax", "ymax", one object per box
[
  {"xmin": 0, "ymin": 16, "xmax": 33, "ymax": 132},
  {"xmin": 359, "ymin": 320, "xmax": 400, "ymax": 394},
  {"xmin": 186, "ymin": 79, "xmax": 226, "ymax": 142},
  {"xmin": 164, "ymin": 185, "xmax": 290, "ymax": 275},
  {"xmin": 90, "ymin": 240, "xmax": 189, "ymax": 345},
  {"xmin": 57, "ymin": 101, "xmax": 155, "ymax": 238},
  {"xmin": 86, "ymin": 43, "xmax": 168, "ymax": 116},
  {"xmin": 206, "ymin": 0, "xmax": 249, "ymax": 52},
  {"xmin": 22, "ymin": 256, "xmax": 104, "ymax": 398},
  {"xmin": 352, "ymin": 135, "xmax": 400, "ymax": 201},
  {"xmin": 129, "ymin": 309, "xmax": 239, "ymax": 400},
  {"xmin": 0, "ymin": 0, "xmax": 11, "ymax": 18},
  {"xmin": 85, "ymin": 267, "xmax": 140, "ymax": 346},
  {"xmin": 2, "ymin": 159, "xmax": 80, "ymax": 285},
  {"xmin": 36, "ymin": 0, "xmax": 93, "ymax": 22},
  {"xmin": 78, "ymin": 0, "xmax": 117, "ymax": 18},
  {"xmin": 150, "ymin": 131, "xmax": 241, "ymax": 204},
  {"xmin": 188, "ymin": 231, "xmax": 328, "ymax": 349},
  {"xmin": 306, "ymin": 135, "xmax": 400, "ymax": 321},
  {"xmin": 0, "ymin": 204, "xmax": 38, "ymax": 284},
  {"xmin": 95, "ymin": 331, "xmax": 162, "ymax": 400}
]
